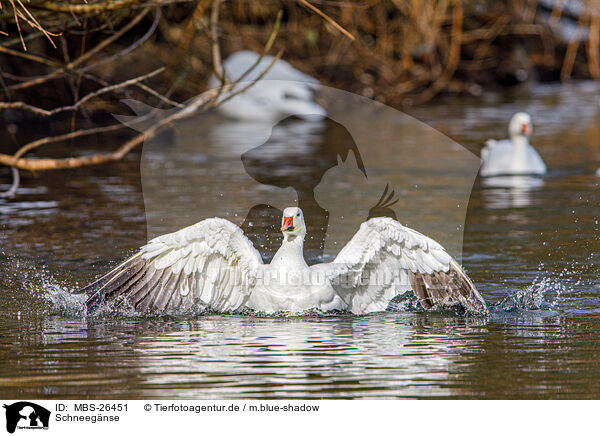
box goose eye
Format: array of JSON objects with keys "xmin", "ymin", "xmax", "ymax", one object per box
[{"xmin": 296, "ymin": 213, "xmax": 300, "ymax": 217}]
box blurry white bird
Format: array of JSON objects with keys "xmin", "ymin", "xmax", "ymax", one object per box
[
  {"xmin": 208, "ymin": 50, "xmax": 326, "ymax": 122},
  {"xmin": 76, "ymin": 207, "xmax": 488, "ymax": 316},
  {"xmin": 480, "ymin": 112, "xmax": 546, "ymax": 176}
]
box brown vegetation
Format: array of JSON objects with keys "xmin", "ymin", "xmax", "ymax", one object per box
[{"xmin": 1, "ymin": 0, "xmax": 600, "ymax": 196}]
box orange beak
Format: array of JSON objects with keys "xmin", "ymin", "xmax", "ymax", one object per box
[
  {"xmin": 281, "ymin": 216, "xmax": 294, "ymax": 231},
  {"xmin": 521, "ymin": 123, "xmax": 530, "ymax": 135}
]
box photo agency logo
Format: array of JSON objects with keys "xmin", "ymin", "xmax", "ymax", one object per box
[
  {"xmin": 117, "ymin": 82, "xmax": 481, "ymax": 266},
  {"xmin": 3, "ymin": 402, "xmax": 50, "ymax": 433}
]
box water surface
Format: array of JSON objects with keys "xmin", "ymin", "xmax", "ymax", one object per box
[{"xmin": 1, "ymin": 82, "xmax": 599, "ymax": 399}]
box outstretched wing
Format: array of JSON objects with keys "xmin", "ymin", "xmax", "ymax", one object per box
[
  {"xmin": 75, "ymin": 218, "xmax": 263, "ymax": 313},
  {"xmin": 314, "ymin": 218, "xmax": 488, "ymax": 315}
]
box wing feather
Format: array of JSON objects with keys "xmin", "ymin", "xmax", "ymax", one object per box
[
  {"xmin": 315, "ymin": 217, "xmax": 488, "ymax": 315},
  {"xmin": 77, "ymin": 218, "xmax": 263, "ymax": 314}
]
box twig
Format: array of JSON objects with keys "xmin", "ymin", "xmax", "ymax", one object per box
[
  {"xmin": 13, "ymin": 0, "xmax": 59, "ymax": 49},
  {"xmin": 134, "ymin": 82, "xmax": 184, "ymax": 108},
  {"xmin": 178, "ymin": 0, "xmax": 209, "ymax": 54},
  {"xmin": 0, "ymin": 67, "xmax": 166, "ymax": 117},
  {"xmin": 473, "ymin": 15, "xmax": 510, "ymax": 60},
  {"xmin": 0, "ymin": 166, "xmax": 19, "ymax": 198},
  {"xmin": 12, "ymin": 124, "xmax": 129, "ymax": 161},
  {"xmin": 0, "ymin": 44, "xmax": 60, "ymax": 67},
  {"xmin": 208, "ymin": 9, "xmax": 285, "ymax": 109},
  {"xmin": 296, "ymin": 0, "xmax": 355, "ymax": 41},
  {"xmin": 411, "ymin": 0, "xmax": 463, "ymax": 104},
  {"xmin": 561, "ymin": 14, "xmax": 587, "ymax": 81},
  {"xmin": 28, "ymin": 0, "xmax": 146, "ymax": 14},
  {"xmin": 0, "ymin": 4, "xmax": 285, "ymax": 174},
  {"xmin": 0, "ymin": 89, "xmax": 220, "ymax": 171},
  {"xmin": 228, "ymin": 10, "xmax": 283, "ymax": 86},
  {"xmin": 210, "ymin": 49, "xmax": 284, "ymax": 110},
  {"xmin": 210, "ymin": 0, "xmax": 225, "ymax": 84},
  {"xmin": 587, "ymin": 14, "xmax": 600, "ymax": 80},
  {"xmin": 2, "ymin": 7, "xmax": 151, "ymax": 93},
  {"xmin": 78, "ymin": 7, "xmax": 161, "ymax": 73}
]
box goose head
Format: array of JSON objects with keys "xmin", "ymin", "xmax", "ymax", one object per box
[
  {"xmin": 508, "ymin": 112, "xmax": 532, "ymax": 139},
  {"xmin": 281, "ymin": 207, "xmax": 306, "ymax": 239}
]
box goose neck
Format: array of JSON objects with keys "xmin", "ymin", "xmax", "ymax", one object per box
[{"xmin": 271, "ymin": 234, "xmax": 306, "ymax": 268}]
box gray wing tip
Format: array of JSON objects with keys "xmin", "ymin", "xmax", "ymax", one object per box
[
  {"xmin": 410, "ymin": 262, "xmax": 489, "ymax": 316},
  {"xmin": 76, "ymin": 255, "xmax": 148, "ymax": 314}
]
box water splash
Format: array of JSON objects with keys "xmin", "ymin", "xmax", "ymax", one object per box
[
  {"xmin": 43, "ymin": 285, "xmax": 87, "ymax": 317},
  {"xmin": 18, "ymin": 267, "xmax": 88, "ymax": 318},
  {"xmin": 387, "ymin": 291, "xmax": 477, "ymax": 317},
  {"xmin": 494, "ymin": 281, "xmax": 547, "ymax": 312},
  {"xmin": 10, "ymin": 252, "xmax": 587, "ymax": 320},
  {"xmin": 493, "ymin": 263, "xmax": 588, "ymax": 313}
]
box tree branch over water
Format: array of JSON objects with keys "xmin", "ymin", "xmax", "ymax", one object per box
[
  {"xmin": 0, "ymin": 2, "xmax": 287, "ymax": 196},
  {"xmin": 1, "ymin": 0, "xmax": 600, "ymax": 197}
]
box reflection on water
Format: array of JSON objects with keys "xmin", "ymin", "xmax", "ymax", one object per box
[
  {"xmin": 481, "ymin": 175, "xmax": 545, "ymax": 209},
  {"xmin": 2, "ymin": 310, "xmax": 600, "ymax": 399},
  {"xmin": 0, "ymin": 83, "xmax": 599, "ymax": 399}
]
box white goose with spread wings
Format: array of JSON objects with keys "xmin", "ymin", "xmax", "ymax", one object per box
[{"xmin": 76, "ymin": 207, "xmax": 488, "ymax": 316}]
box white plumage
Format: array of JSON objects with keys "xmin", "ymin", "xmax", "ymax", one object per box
[
  {"xmin": 78, "ymin": 207, "xmax": 488, "ymax": 316},
  {"xmin": 480, "ymin": 112, "xmax": 547, "ymax": 176},
  {"xmin": 208, "ymin": 50, "xmax": 326, "ymax": 122}
]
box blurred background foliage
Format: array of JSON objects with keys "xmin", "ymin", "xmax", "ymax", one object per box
[{"xmin": 0, "ymin": 0, "xmax": 599, "ymax": 175}]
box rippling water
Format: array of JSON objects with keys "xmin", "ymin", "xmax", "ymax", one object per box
[{"xmin": 1, "ymin": 82, "xmax": 599, "ymax": 399}]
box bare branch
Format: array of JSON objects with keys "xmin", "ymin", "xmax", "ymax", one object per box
[
  {"xmin": 1, "ymin": 7, "xmax": 152, "ymax": 93},
  {"xmin": 231, "ymin": 10, "xmax": 283, "ymax": 86},
  {"xmin": 28, "ymin": 0, "xmax": 147, "ymax": 14},
  {"xmin": 0, "ymin": 166, "xmax": 19, "ymax": 198},
  {"xmin": 210, "ymin": 49, "xmax": 284, "ymax": 110},
  {"xmin": 0, "ymin": 89, "xmax": 220, "ymax": 171},
  {"xmin": 78, "ymin": 7, "xmax": 161, "ymax": 73},
  {"xmin": 296, "ymin": 0, "xmax": 355, "ymax": 41},
  {"xmin": 210, "ymin": 0, "xmax": 225, "ymax": 84},
  {"xmin": 12, "ymin": 124, "xmax": 128, "ymax": 161},
  {"xmin": 412, "ymin": 0, "xmax": 463, "ymax": 104},
  {"xmin": 0, "ymin": 67, "xmax": 166, "ymax": 117},
  {"xmin": 0, "ymin": 44, "xmax": 60, "ymax": 67}
]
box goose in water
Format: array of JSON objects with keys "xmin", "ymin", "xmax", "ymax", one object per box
[
  {"xmin": 480, "ymin": 112, "xmax": 546, "ymax": 176},
  {"xmin": 76, "ymin": 208, "xmax": 488, "ymax": 316},
  {"xmin": 208, "ymin": 50, "xmax": 326, "ymax": 122}
]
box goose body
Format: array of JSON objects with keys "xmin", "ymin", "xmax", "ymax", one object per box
[
  {"xmin": 480, "ymin": 112, "xmax": 546, "ymax": 176},
  {"xmin": 208, "ymin": 50, "xmax": 326, "ymax": 122},
  {"xmin": 76, "ymin": 207, "xmax": 488, "ymax": 316}
]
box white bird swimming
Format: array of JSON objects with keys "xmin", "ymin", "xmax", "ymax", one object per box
[
  {"xmin": 480, "ymin": 112, "xmax": 547, "ymax": 176},
  {"xmin": 208, "ymin": 50, "xmax": 326, "ymax": 122},
  {"xmin": 76, "ymin": 207, "xmax": 488, "ymax": 316}
]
